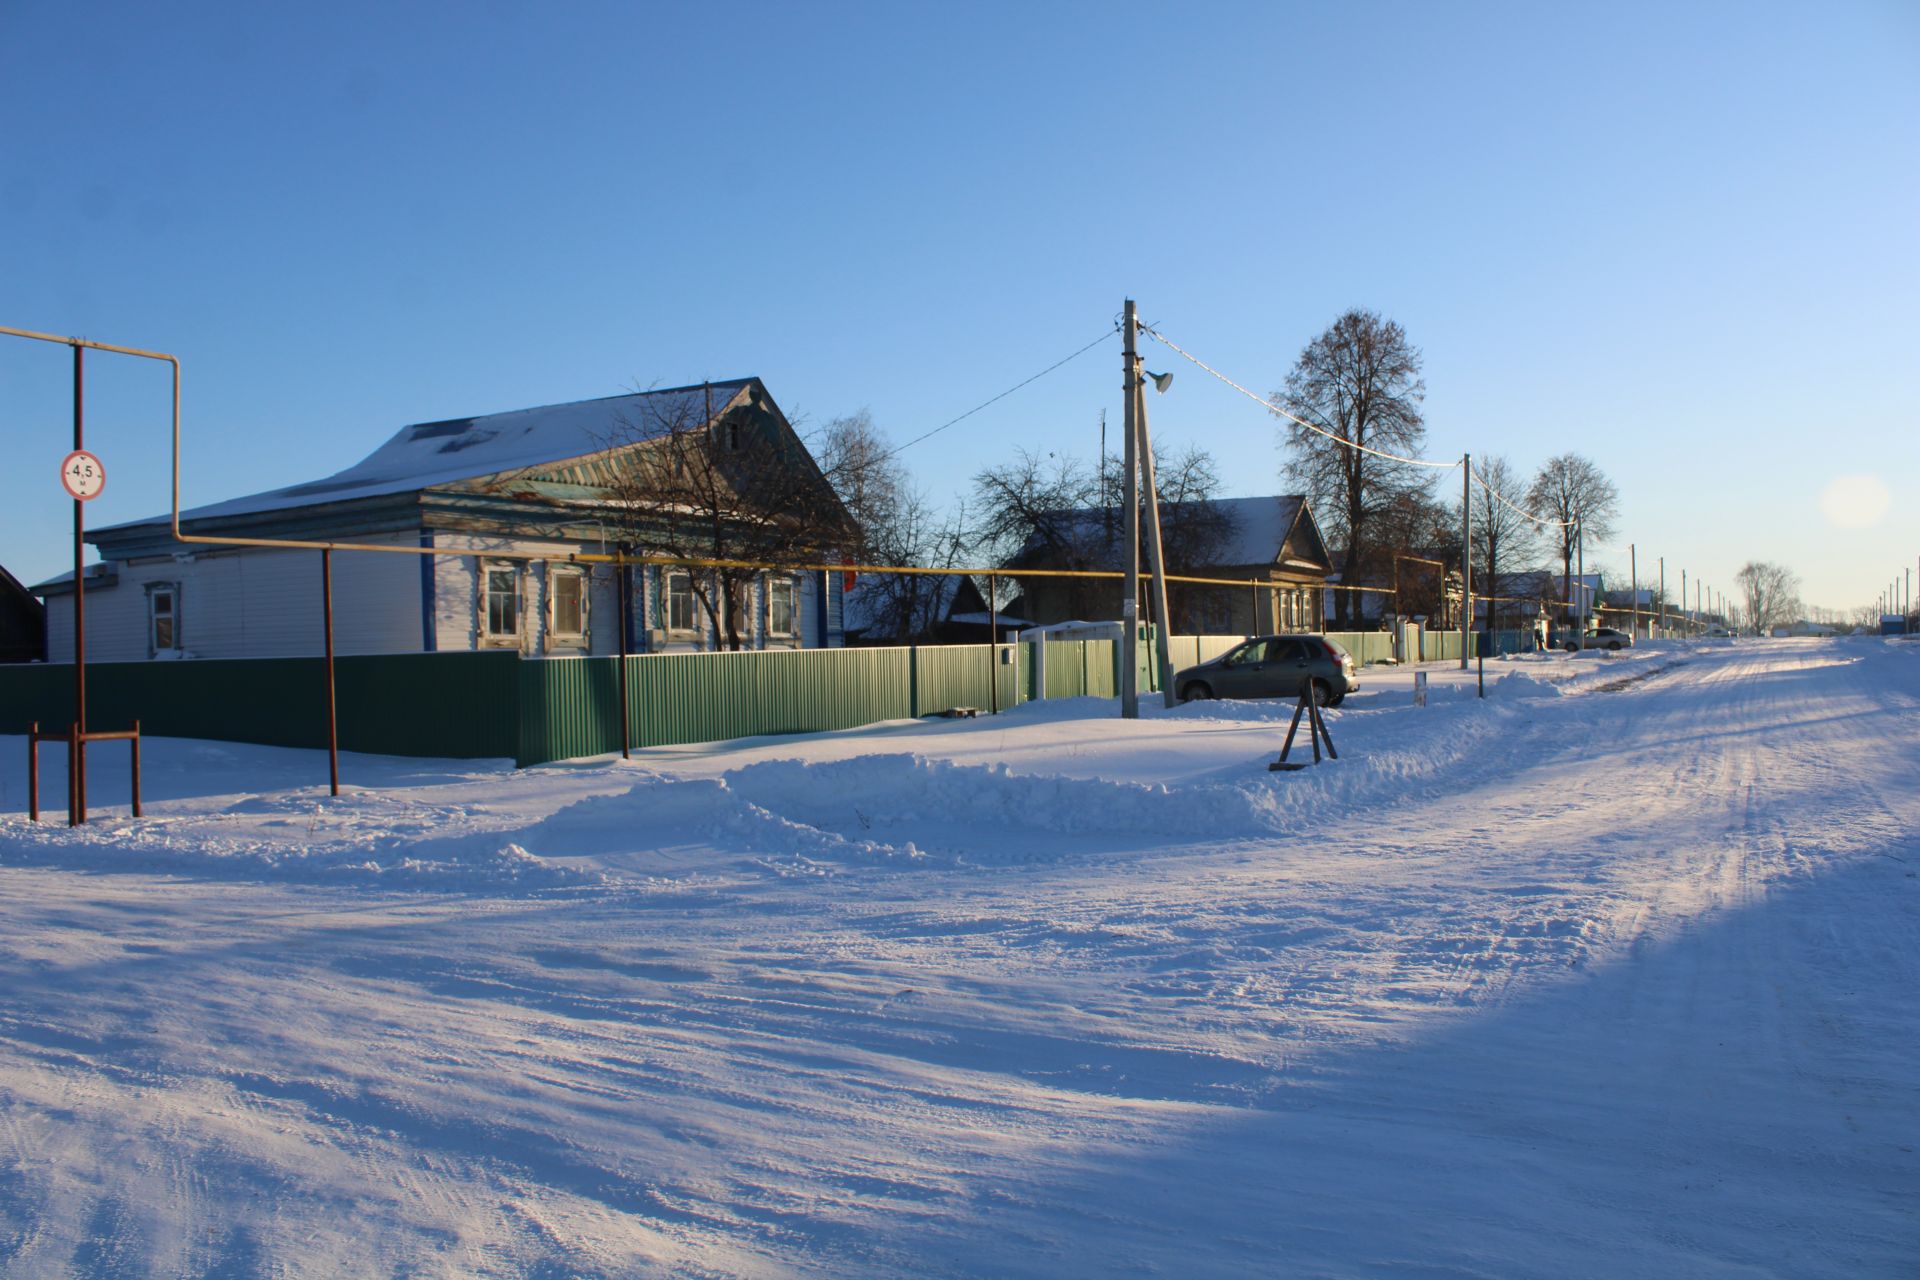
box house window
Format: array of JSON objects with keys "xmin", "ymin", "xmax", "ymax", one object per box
[
  {"xmin": 484, "ymin": 564, "xmax": 520, "ymax": 642},
  {"xmin": 148, "ymin": 583, "xmax": 180, "ymax": 655},
  {"xmin": 767, "ymin": 577, "xmax": 795, "ymax": 637},
  {"xmin": 549, "ymin": 567, "xmax": 587, "ymax": 643},
  {"xmin": 667, "ymin": 570, "xmax": 695, "ymax": 632}
]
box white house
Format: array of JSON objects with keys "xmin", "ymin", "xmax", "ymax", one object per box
[{"xmin": 34, "ymin": 379, "xmax": 849, "ymax": 662}]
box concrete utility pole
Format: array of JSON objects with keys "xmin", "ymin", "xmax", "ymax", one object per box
[
  {"xmin": 1576, "ymin": 520, "xmax": 1585, "ymax": 631},
  {"xmin": 1630, "ymin": 543, "xmax": 1638, "ymax": 638},
  {"xmin": 1121, "ymin": 300, "xmax": 1140, "ymax": 719},
  {"xmin": 1134, "ymin": 357, "xmax": 1176, "ymax": 708},
  {"xmin": 1659, "ymin": 557, "xmax": 1666, "ymax": 636},
  {"xmin": 1460, "ymin": 453, "xmax": 1472, "ymax": 669}
]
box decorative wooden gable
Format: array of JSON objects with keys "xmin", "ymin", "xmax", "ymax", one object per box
[{"xmin": 1275, "ymin": 501, "xmax": 1331, "ymax": 576}]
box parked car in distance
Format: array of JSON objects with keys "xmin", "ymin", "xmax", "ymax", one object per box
[
  {"xmin": 1174, "ymin": 634, "xmax": 1358, "ymax": 706},
  {"xmin": 1551, "ymin": 626, "xmax": 1633, "ymax": 652}
]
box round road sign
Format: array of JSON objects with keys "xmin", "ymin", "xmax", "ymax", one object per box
[{"xmin": 61, "ymin": 449, "xmax": 106, "ymax": 501}]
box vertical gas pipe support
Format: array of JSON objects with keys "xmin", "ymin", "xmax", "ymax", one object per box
[
  {"xmin": 1459, "ymin": 453, "xmax": 1472, "ymax": 670},
  {"xmin": 615, "ymin": 555, "xmax": 631, "ymax": 759},
  {"xmin": 72, "ymin": 343, "xmax": 87, "ymax": 825},
  {"xmin": 323, "ymin": 548, "xmax": 339, "ymax": 796},
  {"xmin": 988, "ymin": 571, "xmax": 1000, "ymax": 714}
]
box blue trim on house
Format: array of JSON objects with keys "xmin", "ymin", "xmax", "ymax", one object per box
[
  {"xmin": 815, "ymin": 570, "xmax": 829, "ymax": 650},
  {"xmin": 419, "ymin": 530, "xmax": 437, "ymax": 651},
  {"xmin": 622, "ymin": 565, "xmax": 635, "ymax": 654}
]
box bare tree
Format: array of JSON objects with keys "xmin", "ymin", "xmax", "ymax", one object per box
[
  {"xmin": 976, "ymin": 442, "xmax": 1233, "ymax": 628},
  {"xmin": 1364, "ymin": 488, "xmax": 1457, "ymax": 626},
  {"xmin": 1527, "ymin": 454, "xmax": 1619, "ymax": 617},
  {"xmin": 811, "ymin": 410, "xmax": 903, "ymax": 558},
  {"xmin": 970, "ymin": 449, "xmax": 1101, "ymax": 565},
  {"xmin": 600, "ymin": 383, "xmax": 853, "ymax": 651},
  {"xmin": 1735, "ymin": 561, "xmax": 1801, "ymax": 635},
  {"xmin": 1273, "ymin": 310, "xmax": 1429, "ymax": 627},
  {"xmin": 813, "ymin": 410, "xmax": 973, "ymax": 642},
  {"xmin": 1468, "ymin": 455, "xmax": 1540, "ymax": 629},
  {"xmin": 1100, "ymin": 442, "xmax": 1234, "ymax": 630}
]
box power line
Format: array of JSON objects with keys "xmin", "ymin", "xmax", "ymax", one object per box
[
  {"xmin": 1137, "ymin": 322, "xmax": 1459, "ymax": 471},
  {"xmin": 878, "ymin": 328, "xmax": 1119, "ymax": 462},
  {"xmin": 1469, "ymin": 462, "xmax": 1575, "ymax": 529}
]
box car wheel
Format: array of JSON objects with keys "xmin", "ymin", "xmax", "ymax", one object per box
[
  {"xmin": 1325, "ymin": 693, "xmax": 1346, "ymax": 708},
  {"xmin": 1181, "ymin": 683, "xmax": 1213, "ymax": 702},
  {"xmin": 1564, "ymin": 642, "xmax": 1579, "ymax": 653},
  {"xmin": 1607, "ymin": 641, "xmax": 1622, "ymax": 651},
  {"xmin": 1310, "ymin": 679, "xmax": 1332, "ymax": 707}
]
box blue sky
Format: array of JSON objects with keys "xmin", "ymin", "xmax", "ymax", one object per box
[{"xmin": 3, "ymin": 1, "xmax": 1915, "ymax": 615}]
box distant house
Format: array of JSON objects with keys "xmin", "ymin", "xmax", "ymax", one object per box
[
  {"xmin": 0, "ymin": 564, "xmax": 47, "ymax": 663},
  {"xmin": 842, "ymin": 573, "xmax": 1032, "ymax": 646},
  {"xmin": 1009, "ymin": 495, "xmax": 1332, "ymax": 635},
  {"xmin": 1464, "ymin": 569, "xmax": 1601, "ymax": 629},
  {"xmin": 33, "ymin": 380, "xmax": 850, "ymax": 662}
]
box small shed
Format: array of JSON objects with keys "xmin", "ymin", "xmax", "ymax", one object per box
[{"xmin": 0, "ymin": 564, "xmax": 47, "ymax": 663}]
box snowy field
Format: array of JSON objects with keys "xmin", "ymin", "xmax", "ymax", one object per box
[{"xmin": 0, "ymin": 637, "xmax": 1915, "ymax": 1278}]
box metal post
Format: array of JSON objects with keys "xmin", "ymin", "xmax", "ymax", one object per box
[
  {"xmin": 130, "ymin": 720, "xmax": 141, "ymax": 818},
  {"xmin": 989, "ymin": 570, "xmax": 1000, "ymax": 714},
  {"xmin": 1120, "ymin": 299, "xmax": 1140, "ymax": 719},
  {"xmin": 1135, "ymin": 366, "xmax": 1177, "ymax": 709},
  {"xmin": 615, "ymin": 558, "xmax": 631, "ymax": 759},
  {"xmin": 27, "ymin": 722, "xmax": 38, "ymax": 823},
  {"xmin": 1659, "ymin": 557, "xmax": 1666, "ymax": 637},
  {"xmin": 1576, "ymin": 519, "xmax": 1584, "ymax": 633},
  {"xmin": 322, "ymin": 548, "xmax": 339, "ymax": 796},
  {"xmin": 1630, "ymin": 544, "xmax": 1638, "ymax": 639},
  {"xmin": 1459, "ymin": 453, "xmax": 1471, "ymax": 669},
  {"xmin": 72, "ymin": 343, "xmax": 87, "ymax": 824},
  {"xmin": 1682, "ymin": 568, "xmax": 1687, "ymax": 633}
]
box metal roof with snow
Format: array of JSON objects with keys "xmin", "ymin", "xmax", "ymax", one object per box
[
  {"xmin": 1014, "ymin": 494, "xmax": 1324, "ymax": 573},
  {"xmin": 102, "ymin": 380, "xmax": 755, "ymax": 533}
]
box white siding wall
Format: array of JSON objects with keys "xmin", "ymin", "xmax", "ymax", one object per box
[
  {"xmin": 44, "ymin": 574, "xmax": 148, "ymax": 664},
  {"xmin": 44, "ymin": 540, "xmax": 424, "ymax": 661},
  {"xmin": 46, "ymin": 536, "xmax": 850, "ymax": 663}
]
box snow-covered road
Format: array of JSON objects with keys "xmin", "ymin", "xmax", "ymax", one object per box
[{"xmin": 1, "ymin": 639, "xmax": 1915, "ymax": 1277}]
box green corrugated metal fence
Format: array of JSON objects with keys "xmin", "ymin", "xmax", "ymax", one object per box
[
  {"xmin": 1323, "ymin": 630, "xmax": 1400, "ymax": 666},
  {"xmin": 2, "ymin": 623, "xmax": 1464, "ymax": 772},
  {"xmin": 515, "ymin": 647, "xmax": 918, "ymax": 765},
  {"xmin": 0, "ymin": 652, "xmax": 520, "ymax": 759}
]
